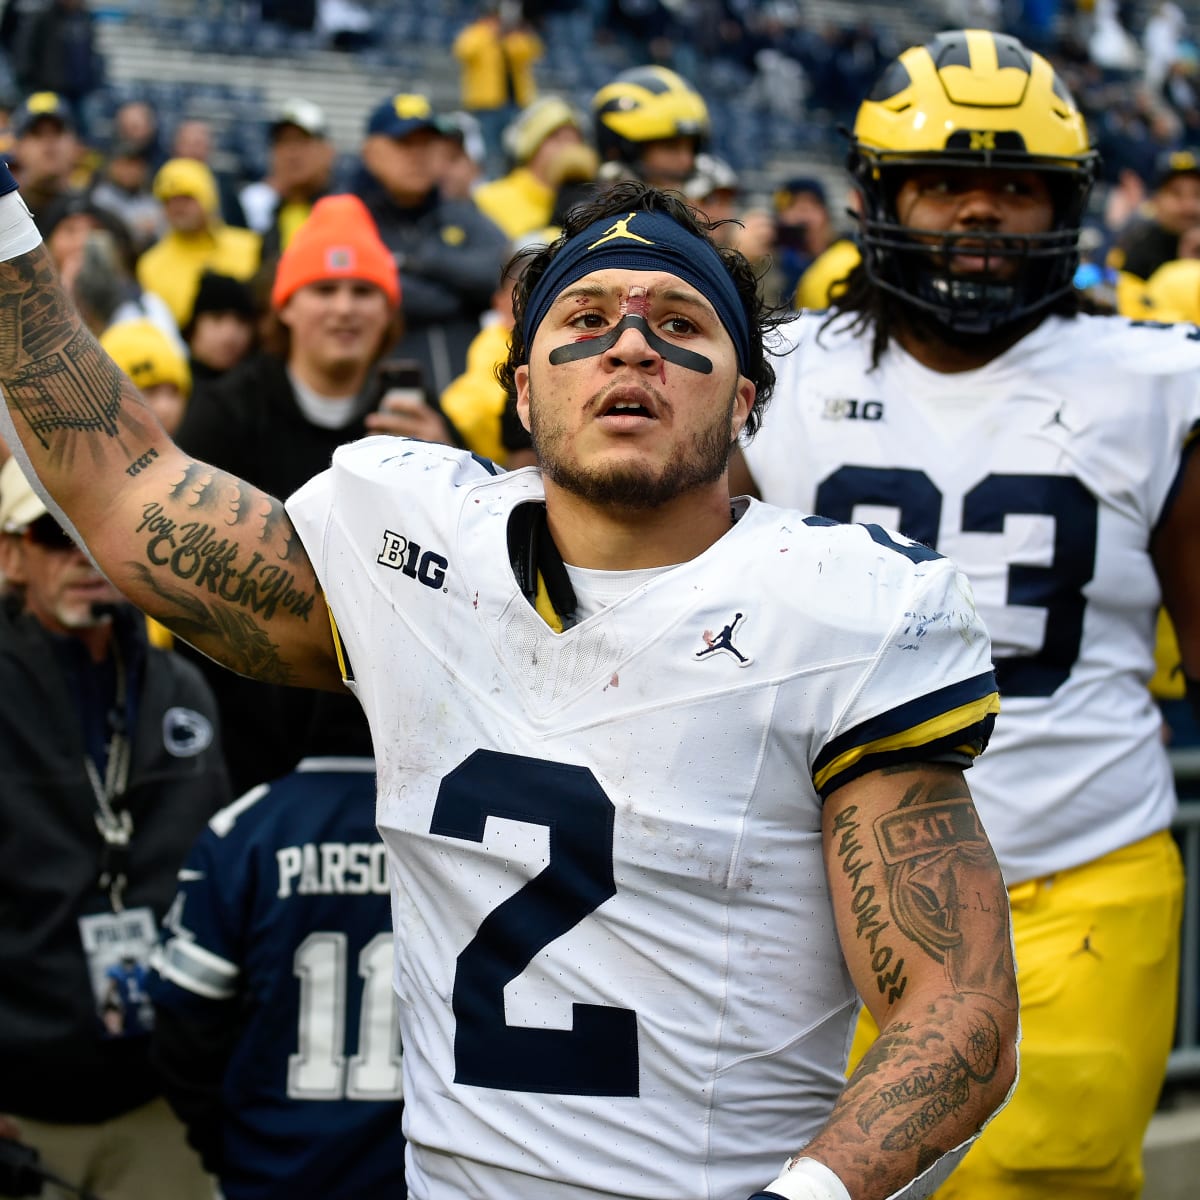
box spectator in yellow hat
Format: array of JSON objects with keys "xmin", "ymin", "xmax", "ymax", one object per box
[
  {"xmin": 355, "ymin": 92, "xmax": 510, "ymax": 395},
  {"xmin": 8, "ymin": 91, "xmax": 83, "ymax": 229},
  {"xmin": 1110, "ymin": 147, "xmax": 1200, "ymax": 280},
  {"xmin": 100, "ymin": 319, "xmax": 192, "ymax": 436},
  {"xmin": 136, "ymin": 158, "xmax": 261, "ymax": 328}
]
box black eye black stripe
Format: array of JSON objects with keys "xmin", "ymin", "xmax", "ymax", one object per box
[{"xmin": 547, "ymin": 313, "xmax": 714, "ymax": 374}]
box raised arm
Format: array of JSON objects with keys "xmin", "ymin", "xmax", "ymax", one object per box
[
  {"xmin": 757, "ymin": 763, "xmax": 1018, "ymax": 1200},
  {"xmin": 0, "ymin": 185, "xmax": 342, "ymax": 690}
]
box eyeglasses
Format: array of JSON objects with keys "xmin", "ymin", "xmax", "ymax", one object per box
[{"xmin": 23, "ymin": 515, "xmax": 77, "ymax": 552}]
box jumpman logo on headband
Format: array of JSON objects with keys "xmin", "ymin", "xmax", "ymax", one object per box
[{"xmin": 588, "ymin": 213, "xmax": 655, "ymax": 250}]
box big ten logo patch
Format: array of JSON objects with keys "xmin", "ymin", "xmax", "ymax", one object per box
[
  {"xmin": 377, "ymin": 530, "xmax": 449, "ymax": 589},
  {"xmin": 822, "ymin": 397, "xmax": 884, "ymax": 421}
]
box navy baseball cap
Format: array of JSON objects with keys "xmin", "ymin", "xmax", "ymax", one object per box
[
  {"xmin": 12, "ymin": 91, "xmax": 74, "ymax": 137},
  {"xmin": 773, "ymin": 175, "xmax": 828, "ymax": 211},
  {"xmin": 366, "ymin": 93, "xmax": 440, "ymax": 139},
  {"xmin": 1153, "ymin": 148, "xmax": 1200, "ymax": 190}
]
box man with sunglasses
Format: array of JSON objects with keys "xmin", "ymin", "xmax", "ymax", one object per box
[{"xmin": 0, "ymin": 457, "xmax": 231, "ymax": 1200}]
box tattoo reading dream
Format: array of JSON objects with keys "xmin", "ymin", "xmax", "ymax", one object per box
[{"xmin": 0, "ymin": 245, "xmax": 321, "ymax": 683}]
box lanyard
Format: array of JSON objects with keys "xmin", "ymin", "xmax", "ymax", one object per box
[{"xmin": 83, "ymin": 646, "xmax": 132, "ymax": 912}]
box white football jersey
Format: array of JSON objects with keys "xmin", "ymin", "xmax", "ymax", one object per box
[
  {"xmin": 748, "ymin": 311, "xmax": 1200, "ymax": 884},
  {"xmin": 287, "ymin": 439, "xmax": 998, "ymax": 1200}
]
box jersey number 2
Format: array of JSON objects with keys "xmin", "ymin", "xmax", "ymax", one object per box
[{"xmin": 431, "ymin": 749, "xmax": 640, "ymax": 1096}]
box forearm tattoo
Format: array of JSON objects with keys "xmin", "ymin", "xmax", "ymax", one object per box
[
  {"xmin": 823, "ymin": 999, "xmax": 1004, "ymax": 1191},
  {"xmin": 127, "ymin": 465, "xmax": 319, "ymax": 681},
  {"xmin": 818, "ymin": 767, "xmax": 1016, "ymax": 1185},
  {"xmin": 856, "ymin": 1009, "xmax": 1002, "ymax": 1144}
]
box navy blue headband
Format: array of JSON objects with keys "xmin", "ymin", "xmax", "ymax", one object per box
[{"xmin": 521, "ymin": 210, "xmax": 753, "ymax": 375}]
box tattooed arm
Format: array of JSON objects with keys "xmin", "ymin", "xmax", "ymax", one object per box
[
  {"xmin": 794, "ymin": 763, "xmax": 1018, "ymax": 1200},
  {"xmin": 0, "ymin": 242, "xmax": 343, "ymax": 690}
]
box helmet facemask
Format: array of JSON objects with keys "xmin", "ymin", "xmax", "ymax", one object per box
[{"xmin": 849, "ymin": 30, "xmax": 1097, "ymax": 338}]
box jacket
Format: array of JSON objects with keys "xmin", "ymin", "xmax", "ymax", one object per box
[
  {"xmin": 175, "ymin": 353, "xmax": 377, "ymax": 795},
  {"xmin": 439, "ymin": 320, "xmax": 512, "ymax": 464},
  {"xmin": 356, "ymin": 181, "xmax": 510, "ymax": 396},
  {"xmin": 0, "ymin": 602, "xmax": 230, "ymax": 1122},
  {"xmin": 473, "ymin": 166, "xmax": 556, "ymax": 241},
  {"xmin": 137, "ymin": 224, "xmax": 261, "ymax": 328},
  {"xmin": 452, "ymin": 18, "xmax": 542, "ymax": 111}
]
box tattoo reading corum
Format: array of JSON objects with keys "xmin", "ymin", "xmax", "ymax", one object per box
[
  {"xmin": 136, "ymin": 502, "xmax": 315, "ymax": 622},
  {"xmin": 126, "ymin": 448, "xmax": 159, "ymax": 476}
]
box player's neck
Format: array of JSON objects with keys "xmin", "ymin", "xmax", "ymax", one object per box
[
  {"xmin": 542, "ymin": 479, "xmax": 736, "ymax": 570},
  {"xmin": 893, "ymin": 313, "xmax": 1035, "ymax": 373}
]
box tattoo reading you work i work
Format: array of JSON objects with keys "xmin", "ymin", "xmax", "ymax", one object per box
[{"xmin": 129, "ymin": 466, "xmax": 316, "ymax": 681}]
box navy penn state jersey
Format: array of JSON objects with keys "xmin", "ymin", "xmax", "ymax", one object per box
[
  {"xmin": 286, "ymin": 438, "xmax": 998, "ymax": 1200},
  {"xmin": 150, "ymin": 758, "xmax": 404, "ymax": 1200}
]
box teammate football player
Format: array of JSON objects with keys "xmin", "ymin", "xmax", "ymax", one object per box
[
  {"xmin": 0, "ymin": 161, "xmax": 1017, "ymax": 1200},
  {"xmin": 733, "ymin": 29, "xmax": 1200, "ymax": 1200},
  {"xmin": 591, "ymin": 64, "xmax": 709, "ymax": 189}
]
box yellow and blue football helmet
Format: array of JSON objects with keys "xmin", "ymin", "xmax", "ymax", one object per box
[
  {"xmin": 849, "ymin": 29, "xmax": 1098, "ymax": 334},
  {"xmin": 592, "ymin": 66, "xmax": 709, "ymax": 170}
]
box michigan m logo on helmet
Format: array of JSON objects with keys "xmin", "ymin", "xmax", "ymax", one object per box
[
  {"xmin": 591, "ymin": 66, "xmax": 709, "ymax": 169},
  {"xmin": 848, "ymin": 29, "xmax": 1098, "ymax": 335}
]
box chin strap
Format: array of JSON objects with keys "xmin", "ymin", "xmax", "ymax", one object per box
[{"xmin": 507, "ymin": 502, "xmax": 579, "ymax": 633}]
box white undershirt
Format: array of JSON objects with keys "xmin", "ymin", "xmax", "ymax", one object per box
[
  {"xmin": 562, "ymin": 562, "xmax": 673, "ymax": 623},
  {"xmin": 288, "ymin": 369, "xmax": 359, "ymax": 429}
]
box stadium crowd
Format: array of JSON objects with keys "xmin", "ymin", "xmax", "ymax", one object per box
[{"xmin": 0, "ymin": 1, "xmax": 1197, "ymax": 1198}]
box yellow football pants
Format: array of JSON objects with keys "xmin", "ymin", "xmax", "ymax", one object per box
[{"xmin": 848, "ymin": 830, "xmax": 1183, "ymax": 1200}]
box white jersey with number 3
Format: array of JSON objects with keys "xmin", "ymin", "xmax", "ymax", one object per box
[
  {"xmin": 747, "ymin": 310, "xmax": 1200, "ymax": 884},
  {"xmin": 287, "ymin": 438, "xmax": 998, "ymax": 1200}
]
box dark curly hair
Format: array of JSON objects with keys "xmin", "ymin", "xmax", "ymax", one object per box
[{"xmin": 497, "ymin": 180, "xmax": 790, "ymax": 439}]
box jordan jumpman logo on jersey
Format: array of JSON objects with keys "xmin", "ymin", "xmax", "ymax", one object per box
[{"xmin": 696, "ymin": 612, "xmax": 751, "ymax": 665}]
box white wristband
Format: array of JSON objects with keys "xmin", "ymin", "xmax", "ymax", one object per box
[
  {"xmin": 762, "ymin": 1157, "xmax": 852, "ymax": 1200},
  {"xmin": 0, "ymin": 190, "xmax": 42, "ymax": 261}
]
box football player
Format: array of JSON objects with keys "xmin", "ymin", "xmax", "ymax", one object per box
[
  {"xmin": 147, "ymin": 720, "xmax": 406, "ymax": 1200},
  {"xmin": 592, "ymin": 64, "xmax": 710, "ymax": 189},
  {"xmin": 733, "ymin": 29, "xmax": 1200, "ymax": 1200},
  {"xmin": 0, "ymin": 158, "xmax": 1017, "ymax": 1199}
]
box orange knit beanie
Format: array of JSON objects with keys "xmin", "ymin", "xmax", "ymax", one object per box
[{"xmin": 271, "ymin": 195, "xmax": 400, "ymax": 309}]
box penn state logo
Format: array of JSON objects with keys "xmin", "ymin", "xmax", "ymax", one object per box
[{"xmin": 162, "ymin": 707, "xmax": 214, "ymax": 758}]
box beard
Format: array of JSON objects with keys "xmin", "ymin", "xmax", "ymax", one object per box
[
  {"xmin": 529, "ymin": 383, "xmax": 738, "ymax": 510},
  {"xmin": 55, "ymin": 595, "xmax": 118, "ymax": 630}
]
